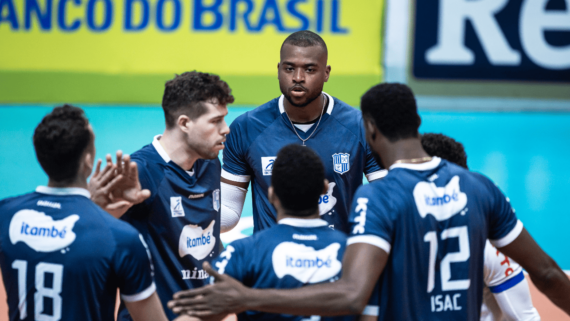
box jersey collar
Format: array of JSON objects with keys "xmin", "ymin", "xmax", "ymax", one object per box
[
  {"xmin": 278, "ymin": 92, "xmax": 335, "ymax": 116},
  {"xmin": 389, "ymin": 156, "xmax": 442, "ymax": 171},
  {"xmin": 152, "ymin": 135, "xmax": 195, "ymax": 177},
  {"xmin": 278, "ymin": 218, "xmax": 328, "ymax": 227},
  {"xmin": 36, "ymin": 186, "xmax": 91, "ymax": 199}
]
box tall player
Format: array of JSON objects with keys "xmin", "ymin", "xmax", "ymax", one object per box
[
  {"xmin": 168, "ymin": 84, "xmax": 570, "ymax": 320},
  {"xmin": 420, "ymin": 133, "xmax": 540, "ymax": 321},
  {"xmin": 0, "ymin": 105, "xmax": 167, "ymax": 321},
  {"xmin": 117, "ymin": 71, "xmax": 233, "ymax": 321},
  {"xmin": 220, "ymin": 30, "xmax": 385, "ymax": 234}
]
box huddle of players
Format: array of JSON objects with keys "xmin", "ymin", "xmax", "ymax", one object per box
[{"xmin": 1, "ymin": 30, "xmax": 570, "ymax": 321}]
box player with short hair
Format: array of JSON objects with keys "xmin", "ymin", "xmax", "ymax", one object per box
[
  {"xmin": 0, "ymin": 105, "xmax": 167, "ymax": 321},
  {"xmin": 168, "ymin": 83, "xmax": 570, "ymax": 320},
  {"xmin": 117, "ymin": 71, "xmax": 233, "ymax": 320},
  {"xmin": 220, "ymin": 30, "xmax": 385, "ymax": 234},
  {"xmin": 180, "ymin": 144, "xmax": 355, "ymax": 321},
  {"xmin": 421, "ymin": 133, "xmax": 540, "ymax": 321}
]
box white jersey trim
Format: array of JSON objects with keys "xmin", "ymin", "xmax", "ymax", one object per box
[
  {"xmin": 278, "ymin": 218, "xmax": 328, "ymax": 228},
  {"xmin": 152, "ymin": 135, "xmax": 171, "ymax": 163},
  {"xmin": 221, "ymin": 169, "xmax": 251, "ymax": 183},
  {"xmin": 121, "ymin": 282, "xmax": 156, "ymax": 302},
  {"xmin": 490, "ymin": 220, "xmax": 524, "ymax": 248},
  {"xmin": 278, "ymin": 92, "xmax": 335, "ymax": 115},
  {"xmin": 389, "ymin": 156, "xmax": 441, "ymax": 171},
  {"xmin": 362, "ymin": 305, "xmax": 379, "ymax": 316},
  {"xmin": 152, "ymin": 135, "xmax": 195, "ymax": 176},
  {"xmin": 347, "ymin": 235, "xmax": 391, "ymax": 254},
  {"xmin": 36, "ymin": 186, "xmax": 91, "ymax": 199},
  {"xmin": 366, "ymin": 170, "xmax": 388, "ymax": 182}
]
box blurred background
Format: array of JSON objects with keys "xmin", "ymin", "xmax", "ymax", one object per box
[{"xmin": 1, "ymin": 0, "xmax": 569, "ymax": 319}]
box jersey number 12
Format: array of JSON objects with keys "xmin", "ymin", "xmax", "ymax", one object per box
[
  {"xmin": 424, "ymin": 226, "xmax": 471, "ymax": 293},
  {"xmin": 12, "ymin": 260, "xmax": 63, "ymax": 321}
]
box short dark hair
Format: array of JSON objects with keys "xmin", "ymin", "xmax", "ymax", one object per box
[
  {"xmin": 162, "ymin": 71, "xmax": 234, "ymax": 128},
  {"xmin": 271, "ymin": 144, "xmax": 325, "ymax": 216},
  {"xmin": 360, "ymin": 83, "xmax": 421, "ymax": 142},
  {"xmin": 421, "ymin": 133, "xmax": 468, "ymax": 169},
  {"xmin": 33, "ymin": 105, "xmax": 92, "ymax": 182},
  {"xmin": 281, "ymin": 30, "xmax": 327, "ymax": 53}
]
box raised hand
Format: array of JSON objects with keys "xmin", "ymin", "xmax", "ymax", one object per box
[
  {"xmin": 110, "ymin": 153, "xmax": 151, "ymax": 207},
  {"xmin": 88, "ymin": 151, "xmax": 150, "ymax": 218}
]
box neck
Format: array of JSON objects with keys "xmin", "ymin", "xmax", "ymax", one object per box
[
  {"xmin": 284, "ymin": 93, "xmax": 326, "ymax": 123},
  {"xmin": 47, "ymin": 177, "xmax": 88, "ymax": 189},
  {"xmin": 379, "ymin": 137, "xmax": 431, "ymax": 169},
  {"xmin": 276, "ymin": 208, "xmax": 320, "ymax": 222},
  {"xmin": 160, "ymin": 129, "xmax": 199, "ymax": 171}
]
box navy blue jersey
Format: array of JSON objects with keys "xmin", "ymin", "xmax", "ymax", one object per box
[
  {"xmin": 222, "ymin": 93, "xmax": 384, "ymax": 234},
  {"xmin": 347, "ymin": 157, "xmax": 521, "ymax": 321},
  {"xmin": 212, "ymin": 218, "xmax": 354, "ymax": 321},
  {"xmin": 119, "ymin": 136, "xmax": 221, "ymax": 320},
  {"xmin": 0, "ymin": 187, "xmax": 155, "ymax": 321}
]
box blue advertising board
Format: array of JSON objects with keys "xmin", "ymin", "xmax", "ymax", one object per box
[{"xmin": 412, "ymin": 0, "xmax": 570, "ymax": 82}]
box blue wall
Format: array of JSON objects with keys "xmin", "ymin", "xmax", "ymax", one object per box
[{"xmin": 1, "ymin": 106, "xmax": 569, "ymax": 268}]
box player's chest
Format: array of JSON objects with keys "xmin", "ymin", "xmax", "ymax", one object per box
[
  {"xmin": 151, "ymin": 174, "xmax": 220, "ymax": 225},
  {"xmin": 247, "ymin": 138, "xmax": 364, "ymax": 183}
]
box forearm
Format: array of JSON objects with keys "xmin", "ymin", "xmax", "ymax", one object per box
[
  {"xmin": 528, "ymin": 266, "xmax": 570, "ymax": 315},
  {"xmin": 243, "ymin": 279, "xmax": 365, "ymax": 316}
]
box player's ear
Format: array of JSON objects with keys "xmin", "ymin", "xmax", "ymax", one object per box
[
  {"xmin": 268, "ymin": 186, "xmax": 276, "ymax": 205},
  {"xmin": 322, "ymin": 179, "xmax": 329, "ymax": 194},
  {"xmin": 177, "ymin": 115, "xmax": 191, "ymax": 133},
  {"xmin": 364, "ymin": 119, "xmax": 378, "ymax": 142},
  {"xmin": 324, "ymin": 65, "xmax": 331, "ymax": 82}
]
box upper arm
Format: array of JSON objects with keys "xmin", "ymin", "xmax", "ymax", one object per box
[
  {"xmin": 342, "ymin": 186, "xmax": 393, "ymax": 308},
  {"xmin": 340, "ymin": 243, "xmax": 388, "ymax": 311},
  {"xmin": 124, "ymin": 292, "xmax": 168, "ymax": 321},
  {"xmin": 222, "ymin": 121, "xmax": 253, "ymax": 180},
  {"xmin": 114, "ymin": 232, "xmax": 156, "ymax": 301},
  {"xmin": 485, "ymin": 179, "xmax": 521, "ymax": 247}
]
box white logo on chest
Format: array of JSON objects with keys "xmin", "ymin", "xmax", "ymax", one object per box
[
  {"xmin": 318, "ymin": 182, "xmax": 337, "ymax": 215},
  {"xmin": 272, "ymin": 242, "xmax": 342, "ymax": 284},
  {"xmin": 413, "ymin": 176, "xmax": 468, "ymax": 221},
  {"xmin": 178, "ymin": 220, "xmax": 216, "ymax": 260},
  {"xmin": 9, "ymin": 209, "xmax": 79, "ymax": 252}
]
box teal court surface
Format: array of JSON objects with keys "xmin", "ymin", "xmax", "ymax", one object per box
[{"xmin": 1, "ymin": 105, "xmax": 569, "ymax": 269}]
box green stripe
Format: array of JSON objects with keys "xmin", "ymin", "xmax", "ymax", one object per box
[{"xmin": 0, "ymin": 71, "xmax": 381, "ymax": 106}]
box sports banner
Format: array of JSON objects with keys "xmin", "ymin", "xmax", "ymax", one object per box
[
  {"xmin": 384, "ymin": 0, "xmax": 570, "ymax": 109},
  {"xmin": 0, "ymin": 0, "xmax": 385, "ymax": 105}
]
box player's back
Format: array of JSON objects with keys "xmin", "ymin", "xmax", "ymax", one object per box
[
  {"xmin": 0, "ymin": 187, "xmax": 155, "ymax": 321},
  {"xmin": 349, "ymin": 157, "xmax": 521, "ymax": 320},
  {"xmin": 213, "ymin": 218, "xmax": 355, "ymax": 321}
]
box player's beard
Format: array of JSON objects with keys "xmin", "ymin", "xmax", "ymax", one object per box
[
  {"xmin": 281, "ymin": 85, "xmax": 323, "ymax": 108},
  {"xmin": 189, "ymin": 139, "xmax": 222, "ymax": 160}
]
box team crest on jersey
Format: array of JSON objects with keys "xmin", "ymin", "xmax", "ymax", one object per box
[
  {"xmin": 332, "ymin": 153, "xmax": 350, "ymax": 175},
  {"xmin": 178, "ymin": 220, "xmax": 216, "ymax": 260},
  {"xmin": 170, "ymin": 196, "xmax": 185, "ymax": 217},
  {"xmin": 213, "ymin": 189, "xmax": 220, "ymax": 212},
  {"xmin": 261, "ymin": 157, "xmax": 277, "ymax": 176},
  {"xmin": 272, "ymin": 242, "xmax": 342, "ymax": 284},
  {"xmin": 413, "ymin": 176, "xmax": 468, "ymax": 221},
  {"xmin": 9, "ymin": 209, "xmax": 79, "ymax": 252}
]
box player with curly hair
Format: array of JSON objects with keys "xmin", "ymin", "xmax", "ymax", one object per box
[{"xmin": 117, "ymin": 71, "xmax": 233, "ymax": 321}]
